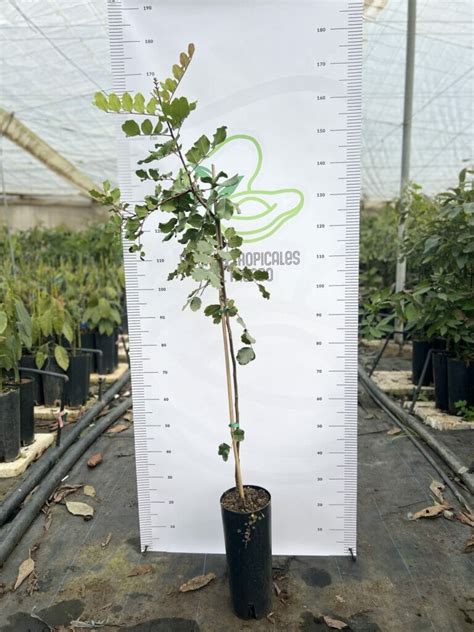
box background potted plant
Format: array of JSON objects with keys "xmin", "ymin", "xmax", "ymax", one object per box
[
  {"xmin": 32, "ymin": 289, "xmax": 73, "ymax": 406},
  {"xmin": 0, "ymin": 288, "xmax": 32, "ymax": 458},
  {"xmin": 92, "ymin": 44, "xmax": 274, "ymax": 620}
]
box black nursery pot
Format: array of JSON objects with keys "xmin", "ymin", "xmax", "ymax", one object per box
[
  {"xmin": 447, "ymin": 357, "xmax": 474, "ymax": 415},
  {"xmin": 94, "ymin": 332, "xmax": 117, "ymax": 374},
  {"xmin": 65, "ymin": 354, "xmax": 91, "ymax": 407},
  {"xmin": 220, "ymin": 486, "xmax": 272, "ymax": 620},
  {"xmin": 19, "ymin": 355, "xmax": 44, "ymax": 405},
  {"xmin": 81, "ymin": 331, "xmax": 97, "ymax": 372},
  {"xmin": 432, "ymin": 351, "xmax": 450, "ymax": 412},
  {"xmin": 5, "ymin": 378, "xmax": 35, "ymax": 446},
  {"xmin": 0, "ymin": 388, "xmax": 21, "ymax": 462},
  {"xmin": 42, "ymin": 357, "xmax": 66, "ymax": 407},
  {"xmin": 412, "ymin": 339, "xmax": 433, "ymax": 386}
]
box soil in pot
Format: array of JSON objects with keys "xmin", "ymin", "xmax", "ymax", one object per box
[
  {"xmin": 0, "ymin": 388, "xmax": 21, "ymax": 462},
  {"xmin": 447, "ymin": 357, "xmax": 474, "ymax": 415},
  {"xmin": 412, "ymin": 339, "xmax": 433, "ymax": 386},
  {"xmin": 42, "ymin": 356, "xmax": 66, "ymax": 407},
  {"xmin": 95, "ymin": 332, "xmax": 117, "ymax": 374},
  {"xmin": 5, "ymin": 378, "xmax": 35, "ymax": 446},
  {"xmin": 433, "ymin": 351, "xmax": 451, "ymax": 412},
  {"xmin": 19, "ymin": 355, "xmax": 44, "ymax": 405},
  {"xmin": 220, "ymin": 486, "xmax": 272, "ymax": 620},
  {"xmin": 65, "ymin": 353, "xmax": 91, "ymax": 407}
]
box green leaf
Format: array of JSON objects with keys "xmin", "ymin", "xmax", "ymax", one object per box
[
  {"xmin": 93, "ymin": 92, "xmax": 108, "ymax": 111},
  {"xmin": 254, "ymin": 269, "xmax": 269, "ymax": 281},
  {"xmin": 188, "ymin": 214, "xmax": 203, "ymax": 228},
  {"xmin": 158, "ymin": 218, "xmax": 177, "ymax": 234},
  {"xmin": 218, "ymin": 443, "xmax": 231, "ymax": 462},
  {"xmin": 241, "ymin": 330, "xmax": 256, "ymax": 345},
  {"xmin": 204, "ymin": 304, "xmax": 221, "ymax": 318},
  {"xmin": 237, "ymin": 347, "xmax": 256, "ymax": 365},
  {"xmin": 108, "ymin": 93, "xmax": 121, "ymax": 112},
  {"xmin": 172, "ymin": 64, "xmax": 184, "ymax": 80},
  {"xmin": 169, "ymin": 96, "xmax": 190, "ymax": 125},
  {"xmin": 35, "ymin": 350, "xmax": 47, "ymax": 370},
  {"xmin": 141, "ymin": 119, "xmax": 154, "ymax": 135},
  {"xmin": 258, "ymin": 284, "xmax": 270, "ymax": 300},
  {"xmin": 186, "ymin": 135, "xmax": 210, "ymax": 164},
  {"xmin": 62, "ymin": 321, "xmax": 74, "ymax": 344},
  {"xmin": 234, "ymin": 429, "xmax": 245, "ymax": 442},
  {"xmin": 216, "ymin": 198, "xmax": 234, "ymax": 220},
  {"xmin": 190, "ymin": 297, "xmax": 202, "ymax": 312},
  {"xmin": 122, "ymin": 120, "xmax": 141, "ymax": 137},
  {"xmin": 194, "ymin": 165, "xmax": 211, "ymax": 178},
  {"xmin": 133, "ymin": 93, "xmax": 145, "ymax": 113},
  {"xmin": 54, "ymin": 345, "xmax": 69, "ymax": 372},
  {"xmin": 212, "ymin": 126, "xmax": 227, "ymax": 147},
  {"xmin": 146, "ymin": 97, "xmax": 158, "ymax": 114},
  {"xmin": 122, "ymin": 92, "xmax": 133, "ymax": 112}
]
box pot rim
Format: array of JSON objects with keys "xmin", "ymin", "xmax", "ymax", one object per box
[{"xmin": 220, "ymin": 485, "xmax": 271, "ymax": 515}]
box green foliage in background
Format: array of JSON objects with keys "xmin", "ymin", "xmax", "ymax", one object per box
[{"xmin": 0, "ymin": 221, "xmax": 125, "ymax": 386}]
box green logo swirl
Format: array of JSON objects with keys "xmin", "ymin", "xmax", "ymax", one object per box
[{"xmin": 209, "ymin": 134, "xmax": 304, "ymax": 243}]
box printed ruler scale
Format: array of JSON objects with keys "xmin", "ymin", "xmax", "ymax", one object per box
[{"xmin": 108, "ymin": 0, "xmax": 362, "ymax": 556}]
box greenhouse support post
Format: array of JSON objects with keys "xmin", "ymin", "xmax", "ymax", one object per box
[{"xmin": 395, "ymin": 0, "xmax": 417, "ymax": 343}]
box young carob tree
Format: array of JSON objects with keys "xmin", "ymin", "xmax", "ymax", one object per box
[{"xmin": 92, "ymin": 44, "xmax": 270, "ymax": 508}]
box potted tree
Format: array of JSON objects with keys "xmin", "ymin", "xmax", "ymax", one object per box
[
  {"xmin": 32, "ymin": 290, "xmax": 73, "ymax": 406},
  {"xmin": 92, "ymin": 44, "xmax": 273, "ymax": 619}
]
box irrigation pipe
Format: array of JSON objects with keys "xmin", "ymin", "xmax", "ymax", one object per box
[
  {"xmin": 0, "ymin": 369, "xmax": 130, "ymax": 527},
  {"xmin": 359, "ymin": 364, "xmax": 474, "ymax": 508},
  {"xmin": 0, "ymin": 395, "xmax": 132, "ymax": 567}
]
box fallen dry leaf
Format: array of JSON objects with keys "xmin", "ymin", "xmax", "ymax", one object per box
[
  {"xmin": 127, "ymin": 564, "xmax": 154, "ymax": 577},
  {"xmin": 52, "ymin": 484, "xmax": 82, "ymax": 504},
  {"xmin": 387, "ymin": 427, "xmax": 401, "ymax": 436},
  {"xmin": 83, "ymin": 485, "xmax": 96, "ymax": 498},
  {"xmin": 43, "ymin": 513, "xmax": 53, "ymax": 532},
  {"xmin": 456, "ymin": 512, "xmax": 474, "ymax": 527},
  {"xmin": 87, "ymin": 453, "xmax": 103, "ymax": 468},
  {"xmin": 408, "ymin": 502, "xmax": 451, "ymax": 520},
  {"xmin": 335, "ymin": 595, "xmax": 345, "ymax": 604},
  {"xmin": 273, "ymin": 581, "xmax": 281, "ymax": 597},
  {"xmin": 463, "ymin": 534, "xmax": 474, "ymax": 553},
  {"xmin": 443, "ymin": 510, "xmax": 454, "ymax": 520},
  {"xmin": 66, "ymin": 501, "xmax": 94, "ymax": 520},
  {"xmin": 179, "ymin": 572, "xmax": 216, "ymax": 593},
  {"xmin": 323, "ymin": 615, "xmax": 348, "ymax": 629},
  {"xmin": 106, "ymin": 422, "xmax": 129, "ymax": 435},
  {"xmin": 13, "ymin": 556, "xmax": 35, "ymax": 591},
  {"xmin": 266, "ymin": 611, "xmax": 276, "ymax": 624},
  {"xmin": 101, "ymin": 533, "xmax": 112, "ymax": 548},
  {"xmin": 429, "ymin": 480, "xmax": 445, "ymax": 503}
]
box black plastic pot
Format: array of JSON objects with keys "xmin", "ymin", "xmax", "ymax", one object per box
[
  {"xmin": 5, "ymin": 378, "xmax": 35, "ymax": 446},
  {"xmin": 19, "ymin": 355, "xmax": 44, "ymax": 405},
  {"xmin": 81, "ymin": 332, "xmax": 97, "ymax": 372},
  {"xmin": 412, "ymin": 339, "xmax": 433, "ymax": 386},
  {"xmin": 432, "ymin": 351, "xmax": 450, "ymax": 412},
  {"xmin": 95, "ymin": 333, "xmax": 117, "ymax": 374},
  {"xmin": 220, "ymin": 486, "xmax": 272, "ymax": 620},
  {"xmin": 447, "ymin": 357, "xmax": 474, "ymax": 415},
  {"xmin": 0, "ymin": 388, "xmax": 21, "ymax": 462},
  {"xmin": 42, "ymin": 357, "xmax": 66, "ymax": 407},
  {"xmin": 65, "ymin": 354, "xmax": 91, "ymax": 407}
]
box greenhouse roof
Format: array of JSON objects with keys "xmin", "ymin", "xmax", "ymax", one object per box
[{"xmin": 0, "ymin": 0, "xmax": 472, "ymax": 201}]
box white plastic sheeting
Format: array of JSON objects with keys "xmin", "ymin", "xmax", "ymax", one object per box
[{"xmin": 0, "ymin": 0, "xmax": 472, "ymax": 200}]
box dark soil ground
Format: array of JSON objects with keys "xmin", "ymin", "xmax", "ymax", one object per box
[{"xmin": 0, "ymin": 351, "xmax": 473, "ymax": 632}]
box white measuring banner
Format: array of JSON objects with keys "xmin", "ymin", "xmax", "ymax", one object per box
[{"xmin": 108, "ymin": 0, "xmax": 361, "ymax": 556}]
